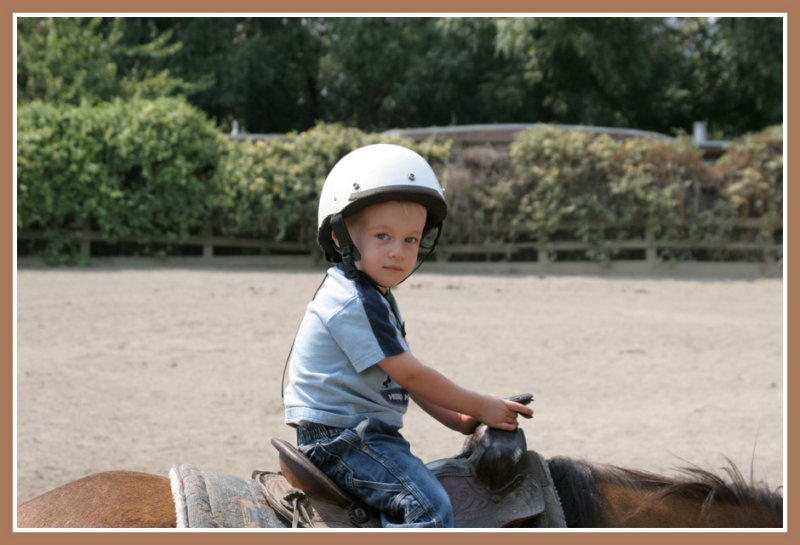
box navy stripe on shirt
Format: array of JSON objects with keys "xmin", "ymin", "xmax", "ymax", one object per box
[{"xmin": 354, "ymin": 280, "xmax": 406, "ymax": 357}]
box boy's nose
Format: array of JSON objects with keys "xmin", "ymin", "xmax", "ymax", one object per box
[{"xmin": 388, "ymin": 241, "xmax": 404, "ymax": 260}]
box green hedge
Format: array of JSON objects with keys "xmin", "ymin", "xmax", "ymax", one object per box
[
  {"xmin": 214, "ymin": 123, "xmax": 451, "ymax": 249},
  {"xmin": 440, "ymin": 126, "xmax": 782, "ymax": 261},
  {"xmin": 17, "ymin": 97, "xmax": 781, "ymax": 263},
  {"xmin": 17, "ymin": 97, "xmax": 222, "ymax": 262},
  {"xmin": 710, "ymin": 125, "xmax": 783, "ymax": 260}
]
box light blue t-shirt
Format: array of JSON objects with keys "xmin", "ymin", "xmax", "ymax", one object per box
[{"xmin": 283, "ymin": 265, "xmax": 411, "ymax": 429}]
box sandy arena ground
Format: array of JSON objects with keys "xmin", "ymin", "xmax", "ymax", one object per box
[{"xmin": 15, "ymin": 261, "xmax": 784, "ymax": 505}]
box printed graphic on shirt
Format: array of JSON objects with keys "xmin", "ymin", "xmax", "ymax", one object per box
[{"xmin": 381, "ymin": 375, "xmax": 410, "ymax": 407}]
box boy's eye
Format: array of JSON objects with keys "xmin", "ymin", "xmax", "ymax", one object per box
[
  {"xmin": 376, "ymin": 233, "xmax": 389, "ymax": 240},
  {"xmin": 405, "ymin": 237, "xmax": 419, "ymax": 244}
]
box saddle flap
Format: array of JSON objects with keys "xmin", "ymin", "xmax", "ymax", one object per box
[
  {"xmin": 270, "ymin": 437, "xmax": 353, "ymax": 508},
  {"xmin": 429, "ymin": 455, "xmax": 546, "ymax": 528}
]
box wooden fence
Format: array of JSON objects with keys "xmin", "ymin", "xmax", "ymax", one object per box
[
  {"xmin": 440, "ymin": 219, "xmax": 780, "ymax": 264},
  {"xmin": 18, "ymin": 218, "xmax": 780, "ymax": 266}
]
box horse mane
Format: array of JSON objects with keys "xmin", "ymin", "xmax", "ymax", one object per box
[
  {"xmin": 547, "ymin": 456, "xmax": 608, "ymax": 527},
  {"xmin": 598, "ymin": 458, "xmax": 783, "ymax": 515},
  {"xmin": 547, "ymin": 456, "xmax": 783, "ymax": 528}
]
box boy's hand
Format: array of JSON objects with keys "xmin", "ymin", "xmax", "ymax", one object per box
[{"xmin": 478, "ymin": 395, "xmax": 533, "ymax": 430}]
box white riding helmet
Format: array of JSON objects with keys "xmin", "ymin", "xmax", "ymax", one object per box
[{"xmin": 317, "ymin": 144, "xmax": 447, "ymax": 264}]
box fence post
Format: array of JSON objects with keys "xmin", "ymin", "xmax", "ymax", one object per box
[
  {"xmin": 693, "ymin": 121, "xmax": 708, "ymax": 144},
  {"xmin": 80, "ymin": 221, "xmax": 91, "ymax": 258},
  {"xmin": 537, "ymin": 231, "xmax": 550, "ymax": 265},
  {"xmin": 645, "ymin": 225, "xmax": 656, "ymax": 264},
  {"xmin": 202, "ymin": 228, "xmax": 214, "ymax": 258}
]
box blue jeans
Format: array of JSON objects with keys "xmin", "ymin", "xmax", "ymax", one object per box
[{"xmin": 296, "ymin": 418, "xmax": 455, "ymax": 528}]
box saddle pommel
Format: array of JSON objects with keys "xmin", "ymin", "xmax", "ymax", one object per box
[{"xmin": 463, "ymin": 425, "xmax": 528, "ymax": 491}]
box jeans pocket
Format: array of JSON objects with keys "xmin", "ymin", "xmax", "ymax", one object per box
[{"xmin": 301, "ymin": 434, "xmax": 356, "ymax": 491}]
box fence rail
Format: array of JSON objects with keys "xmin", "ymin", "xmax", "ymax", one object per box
[
  {"xmin": 17, "ymin": 218, "xmax": 781, "ymax": 265},
  {"xmin": 441, "ymin": 218, "xmax": 780, "ymax": 264},
  {"xmin": 17, "ymin": 228, "xmax": 308, "ymax": 258}
]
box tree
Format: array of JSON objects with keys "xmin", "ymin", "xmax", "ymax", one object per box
[
  {"xmin": 495, "ymin": 17, "xmax": 691, "ymax": 130},
  {"xmin": 711, "ymin": 17, "xmax": 783, "ymax": 135},
  {"xmin": 18, "ymin": 16, "xmax": 782, "ymax": 137},
  {"xmin": 16, "ymin": 17, "xmax": 190, "ymax": 106},
  {"xmin": 118, "ymin": 17, "xmax": 323, "ymax": 134},
  {"xmin": 494, "ymin": 16, "xmax": 783, "ymax": 137},
  {"xmin": 316, "ymin": 17, "xmax": 427, "ymax": 130},
  {"xmin": 401, "ymin": 17, "xmax": 539, "ymax": 126},
  {"xmin": 316, "ymin": 17, "xmax": 541, "ymax": 130}
]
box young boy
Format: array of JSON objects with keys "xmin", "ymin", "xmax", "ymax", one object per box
[{"xmin": 283, "ymin": 144, "xmax": 532, "ymax": 528}]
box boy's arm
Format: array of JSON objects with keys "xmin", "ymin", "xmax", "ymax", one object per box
[
  {"xmin": 410, "ymin": 393, "xmax": 480, "ymax": 434},
  {"xmin": 378, "ymin": 351, "xmax": 532, "ymax": 431}
]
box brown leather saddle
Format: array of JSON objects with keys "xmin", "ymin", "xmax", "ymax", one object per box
[{"xmin": 257, "ymin": 425, "xmax": 566, "ymax": 528}]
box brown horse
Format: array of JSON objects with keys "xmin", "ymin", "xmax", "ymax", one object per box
[{"xmin": 17, "ymin": 456, "xmax": 782, "ymax": 528}]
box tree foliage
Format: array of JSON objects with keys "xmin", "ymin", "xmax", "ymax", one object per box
[
  {"xmin": 17, "ymin": 16, "xmax": 783, "ymax": 138},
  {"xmin": 116, "ymin": 17, "xmax": 323, "ymax": 132},
  {"xmin": 16, "ymin": 17, "xmax": 193, "ymax": 105}
]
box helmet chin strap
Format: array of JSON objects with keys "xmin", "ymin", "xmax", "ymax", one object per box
[
  {"xmin": 412, "ymin": 223, "xmax": 442, "ymax": 276},
  {"xmin": 329, "ymin": 213, "xmax": 365, "ymax": 279}
]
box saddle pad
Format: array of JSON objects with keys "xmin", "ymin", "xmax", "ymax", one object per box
[{"xmin": 169, "ymin": 463, "xmax": 287, "ymax": 528}]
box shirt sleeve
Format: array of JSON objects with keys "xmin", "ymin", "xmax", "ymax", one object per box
[{"xmin": 327, "ymin": 288, "xmax": 407, "ymax": 373}]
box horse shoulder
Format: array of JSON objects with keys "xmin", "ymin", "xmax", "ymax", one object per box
[{"xmin": 17, "ymin": 471, "xmax": 176, "ymax": 528}]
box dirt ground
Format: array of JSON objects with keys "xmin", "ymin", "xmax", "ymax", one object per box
[{"xmin": 15, "ymin": 260, "xmax": 784, "ymax": 505}]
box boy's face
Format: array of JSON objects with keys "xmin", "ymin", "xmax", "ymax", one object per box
[{"xmin": 338, "ymin": 200, "xmax": 427, "ymax": 291}]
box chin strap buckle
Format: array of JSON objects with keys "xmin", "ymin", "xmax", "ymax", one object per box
[{"xmin": 329, "ymin": 213, "xmax": 361, "ymax": 268}]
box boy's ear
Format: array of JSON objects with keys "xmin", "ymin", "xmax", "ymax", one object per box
[{"xmin": 331, "ymin": 231, "xmax": 340, "ymax": 248}]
